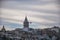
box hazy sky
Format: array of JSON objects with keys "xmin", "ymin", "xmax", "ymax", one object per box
[{"xmin": 0, "ymin": 0, "xmax": 60, "ymax": 30}]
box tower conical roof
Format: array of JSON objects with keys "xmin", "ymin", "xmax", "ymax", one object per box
[
  {"xmin": 24, "ymin": 16, "xmax": 28, "ymax": 22},
  {"xmin": 23, "ymin": 16, "xmax": 29, "ymax": 28},
  {"xmin": 1, "ymin": 25, "xmax": 6, "ymax": 32}
]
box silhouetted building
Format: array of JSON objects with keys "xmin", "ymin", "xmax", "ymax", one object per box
[
  {"xmin": 23, "ymin": 16, "xmax": 29, "ymax": 31},
  {"xmin": 23, "ymin": 16, "xmax": 29, "ymax": 28},
  {"xmin": 0, "ymin": 17, "xmax": 60, "ymax": 40},
  {"xmin": 1, "ymin": 26, "xmax": 6, "ymax": 32}
]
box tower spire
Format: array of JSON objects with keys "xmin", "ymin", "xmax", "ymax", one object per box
[
  {"xmin": 23, "ymin": 16, "xmax": 29, "ymax": 28},
  {"xmin": 1, "ymin": 25, "xmax": 6, "ymax": 32},
  {"xmin": 25, "ymin": 16, "xmax": 28, "ymax": 22}
]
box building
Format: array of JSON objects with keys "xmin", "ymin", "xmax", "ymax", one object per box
[
  {"xmin": 0, "ymin": 17, "xmax": 60, "ymax": 40},
  {"xmin": 23, "ymin": 16, "xmax": 30, "ymax": 31},
  {"xmin": 1, "ymin": 25, "xmax": 6, "ymax": 32}
]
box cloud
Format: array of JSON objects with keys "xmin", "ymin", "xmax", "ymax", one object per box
[
  {"xmin": 16, "ymin": 4, "xmax": 58, "ymax": 11},
  {"xmin": 0, "ymin": 0, "xmax": 60, "ymax": 30},
  {"xmin": 0, "ymin": 8, "xmax": 58, "ymax": 23}
]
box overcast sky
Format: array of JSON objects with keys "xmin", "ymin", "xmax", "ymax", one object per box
[{"xmin": 0, "ymin": 0, "xmax": 60, "ymax": 30}]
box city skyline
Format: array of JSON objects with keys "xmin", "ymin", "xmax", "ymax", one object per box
[{"xmin": 0, "ymin": 0, "xmax": 60, "ymax": 30}]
